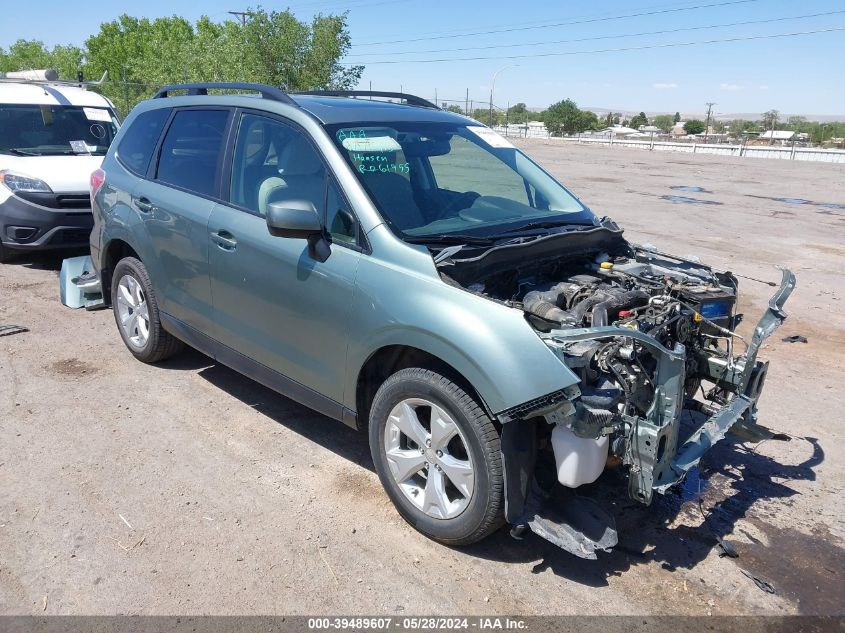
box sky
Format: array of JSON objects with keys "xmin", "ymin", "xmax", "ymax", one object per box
[{"xmin": 2, "ymin": 0, "xmax": 844, "ymax": 117}]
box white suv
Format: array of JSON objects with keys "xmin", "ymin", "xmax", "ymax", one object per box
[{"xmin": 0, "ymin": 70, "xmax": 119, "ymax": 262}]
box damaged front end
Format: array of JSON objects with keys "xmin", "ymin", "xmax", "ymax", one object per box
[{"xmin": 439, "ymin": 224, "xmax": 795, "ymax": 558}]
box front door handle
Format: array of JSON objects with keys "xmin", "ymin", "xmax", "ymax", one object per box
[
  {"xmin": 211, "ymin": 229, "xmax": 237, "ymax": 251},
  {"xmin": 135, "ymin": 197, "xmax": 153, "ymax": 214}
]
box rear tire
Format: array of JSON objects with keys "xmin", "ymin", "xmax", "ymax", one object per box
[
  {"xmin": 111, "ymin": 257, "xmax": 183, "ymax": 363},
  {"xmin": 369, "ymin": 368, "xmax": 504, "ymax": 545}
]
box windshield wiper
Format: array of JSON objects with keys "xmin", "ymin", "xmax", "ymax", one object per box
[
  {"xmin": 6, "ymin": 148, "xmax": 41, "ymax": 156},
  {"xmin": 496, "ymin": 219, "xmax": 596, "ymax": 235},
  {"xmin": 404, "ymin": 234, "xmax": 497, "ymax": 246}
]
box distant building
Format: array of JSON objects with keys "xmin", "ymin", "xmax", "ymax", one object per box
[
  {"xmin": 597, "ymin": 125, "xmax": 640, "ymax": 136},
  {"xmin": 760, "ymin": 130, "xmax": 796, "ymax": 141},
  {"xmin": 671, "ymin": 122, "xmax": 687, "ymax": 136}
]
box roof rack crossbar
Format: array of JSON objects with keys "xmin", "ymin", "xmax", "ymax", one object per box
[
  {"xmin": 153, "ymin": 82, "xmax": 296, "ymax": 105},
  {"xmin": 295, "ymin": 90, "xmax": 439, "ymax": 110}
]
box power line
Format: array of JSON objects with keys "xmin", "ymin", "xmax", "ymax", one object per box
[
  {"xmin": 351, "ymin": 0, "xmax": 760, "ymax": 48},
  {"xmin": 346, "ymin": 9, "xmax": 845, "ymax": 58},
  {"xmin": 342, "ymin": 26, "xmax": 845, "ymax": 64},
  {"xmin": 355, "ymin": 0, "xmax": 721, "ymax": 43}
]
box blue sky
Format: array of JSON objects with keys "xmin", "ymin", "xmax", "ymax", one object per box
[{"xmin": 2, "ymin": 0, "xmax": 844, "ymax": 116}]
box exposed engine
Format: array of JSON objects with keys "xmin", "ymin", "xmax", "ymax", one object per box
[
  {"xmin": 517, "ymin": 251, "xmax": 740, "ymax": 433},
  {"xmin": 437, "ymin": 224, "xmax": 790, "ymax": 512},
  {"xmin": 451, "ymin": 242, "xmax": 750, "ymax": 495}
]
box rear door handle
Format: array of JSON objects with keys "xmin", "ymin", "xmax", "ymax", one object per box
[
  {"xmin": 134, "ymin": 197, "xmax": 153, "ymax": 214},
  {"xmin": 211, "ymin": 229, "xmax": 237, "ymax": 251}
]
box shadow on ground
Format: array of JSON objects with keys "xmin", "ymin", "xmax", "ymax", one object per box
[
  {"xmin": 154, "ymin": 348, "xmax": 837, "ymax": 612},
  {"xmin": 3, "ymin": 248, "xmax": 86, "ymax": 272}
]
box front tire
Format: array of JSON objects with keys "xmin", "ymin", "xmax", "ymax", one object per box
[
  {"xmin": 369, "ymin": 368, "xmax": 504, "ymax": 545},
  {"xmin": 111, "ymin": 257, "xmax": 183, "ymax": 363}
]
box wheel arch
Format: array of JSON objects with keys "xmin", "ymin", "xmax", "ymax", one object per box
[
  {"xmin": 354, "ymin": 344, "xmax": 494, "ymax": 432},
  {"xmin": 99, "ymin": 237, "xmax": 142, "ymax": 306}
]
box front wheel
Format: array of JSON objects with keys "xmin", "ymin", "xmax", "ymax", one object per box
[{"xmin": 369, "ymin": 368, "xmax": 504, "ymax": 545}]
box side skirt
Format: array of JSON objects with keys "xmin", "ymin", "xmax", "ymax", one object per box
[{"xmin": 160, "ymin": 313, "xmax": 356, "ymax": 429}]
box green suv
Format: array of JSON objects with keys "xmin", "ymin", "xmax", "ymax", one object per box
[{"xmin": 89, "ymin": 83, "xmax": 794, "ymax": 558}]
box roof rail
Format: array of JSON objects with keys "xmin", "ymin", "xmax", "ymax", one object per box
[
  {"xmin": 295, "ymin": 90, "xmax": 439, "ymax": 110},
  {"xmin": 153, "ymin": 82, "xmax": 296, "ymax": 105}
]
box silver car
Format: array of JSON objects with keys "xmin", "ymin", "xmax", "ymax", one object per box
[{"xmin": 87, "ymin": 84, "xmax": 794, "ymax": 558}]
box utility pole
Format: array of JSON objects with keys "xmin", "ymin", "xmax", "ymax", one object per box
[
  {"xmin": 228, "ymin": 10, "xmax": 252, "ymax": 26},
  {"xmin": 703, "ymin": 101, "xmax": 716, "ymax": 144},
  {"xmin": 465, "ymin": 88, "xmax": 469, "ymax": 116}
]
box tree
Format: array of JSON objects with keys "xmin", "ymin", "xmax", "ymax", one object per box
[
  {"xmin": 472, "ymin": 108, "xmax": 503, "ymax": 126},
  {"xmin": 673, "ymin": 112, "xmax": 681, "ymax": 124},
  {"xmin": 83, "ymin": 10, "xmax": 362, "ymax": 114},
  {"xmin": 630, "ymin": 111, "xmax": 648, "ymax": 129},
  {"xmin": 711, "ymin": 119, "xmax": 726, "ymax": 134},
  {"xmin": 579, "ymin": 110, "xmax": 600, "ymax": 131},
  {"xmin": 0, "ymin": 40, "xmax": 84, "ymax": 80},
  {"xmin": 507, "ymin": 102, "xmax": 529, "ymax": 124},
  {"xmin": 683, "ymin": 119, "xmax": 706, "ymax": 135},
  {"xmin": 445, "ymin": 104, "xmax": 463, "ymax": 114},
  {"xmin": 727, "ymin": 119, "xmax": 745, "ymax": 137},
  {"xmin": 652, "ymin": 114, "xmax": 674, "ymax": 133},
  {"xmin": 762, "ymin": 109, "xmax": 780, "ymax": 131},
  {"xmin": 544, "ymin": 99, "xmax": 585, "ymax": 135}
]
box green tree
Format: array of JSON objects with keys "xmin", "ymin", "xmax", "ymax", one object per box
[
  {"xmin": 445, "ymin": 104, "xmax": 463, "ymax": 114},
  {"xmin": 83, "ymin": 10, "xmax": 362, "ymax": 114},
  {"xmin": 507, "ymin": 102, "xmax": 529, "ymax": 124},
  {"xmin": 727, "ymin": 119, "xmax": 745, "ymax": 137},
  {"xmin": 652, "ymin": 114, "xmax": 674, "ymax": 133},
  {"xmin": 673, "ymin": 111, "xmax": 681, "ymax": 124},
  {"xmin": 0, "ymin": 40, "xmax": 84, "ymax": 80},
  {"xmin": 683, "ymin": 119, "xmax": 706, "ymax": 135},
  {"xmin": 472, "ymin": 108, "xmax": 504, "ymax": 126},
  {"xmin": 629, "ymin": 111, "xmax": 648, "ymax": 129},
  {"xmin": 762, "ymin": 109, "xmax": 780, "ymax": 131},
  {"xmin": 579, "ymin": 110, "xmax": 600, "ymax": 131},
  {"xmin": 544, "ymin": 99, "xmax": 585, "ymax": 135}
]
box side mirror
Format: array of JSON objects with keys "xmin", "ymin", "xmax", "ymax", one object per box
[
  {"xmin": 265, "ymin": 199, "xmax": 331, "ymax": 263},
  {"xmin": 266, "ymin": 199, "xmax": 322, "ymax": 239}
]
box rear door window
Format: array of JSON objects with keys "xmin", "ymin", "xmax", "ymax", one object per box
[
  {"xmin": 155, "ymin": 109, "xmax": 229, "ymax": 197},
  {"xmin": 116, "ymin": 108, "xmax": 170, "ymax": 175}
]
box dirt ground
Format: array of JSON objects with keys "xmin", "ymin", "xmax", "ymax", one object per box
[{"xmin": 1, "ymin": 142, "xmax": 843, "ymax": 616}]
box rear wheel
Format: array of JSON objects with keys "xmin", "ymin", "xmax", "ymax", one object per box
[
  {"xmin": 369, "ymin": 368, "xmax": 504, "ymax": 545},
  {"xmin": 111, "ymin": 257, "xmax": 183, "ymax": 363}
]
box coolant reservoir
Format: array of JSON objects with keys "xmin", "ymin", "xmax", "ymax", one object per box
[{"xmin": 551, "ymin": 424, "xmax": 609, "ymax": 488}]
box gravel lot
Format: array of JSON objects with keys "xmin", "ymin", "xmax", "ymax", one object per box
[{"xmin": 1, "ymin": 141, "xmax": 843, "ymax": 616}]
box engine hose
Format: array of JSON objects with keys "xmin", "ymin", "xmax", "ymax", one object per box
[{"xmin": 591, "ymin": 289, "xmax": 650, "ymax": 327}]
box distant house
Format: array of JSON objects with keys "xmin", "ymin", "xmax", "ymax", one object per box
[
  {"xmin": 760, "ymin": 130, "xmax": 796, "ymax": 141},
  {"xmin": 670, "ymin": 122, "xmax": 687, "ymax": 136},
  {"xmin": 597, "ymin": 125, "xmax": 640, "ymax": 136}
]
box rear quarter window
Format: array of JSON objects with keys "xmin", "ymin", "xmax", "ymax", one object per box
[{"xmin": 116, "ymin": 108, "xmax": 171, "ymax": 175}]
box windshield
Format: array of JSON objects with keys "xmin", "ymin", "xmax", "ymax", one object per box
[
  {"xmin": 0, "ymin": 104, "xmax": 118, "ymax": 156},
  {"xmin": 327, "ymin": 121, "xmax": 595, "ymax": 239}
]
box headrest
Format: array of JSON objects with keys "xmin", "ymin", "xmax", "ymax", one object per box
[{"xmin": 278, "ymin": 135, "xmax": 323, "ymax": 176}]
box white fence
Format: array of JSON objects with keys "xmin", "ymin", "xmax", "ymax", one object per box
[{"xmin": 498, "ymin": 131, "xmax": 845, "ymax": 164}]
